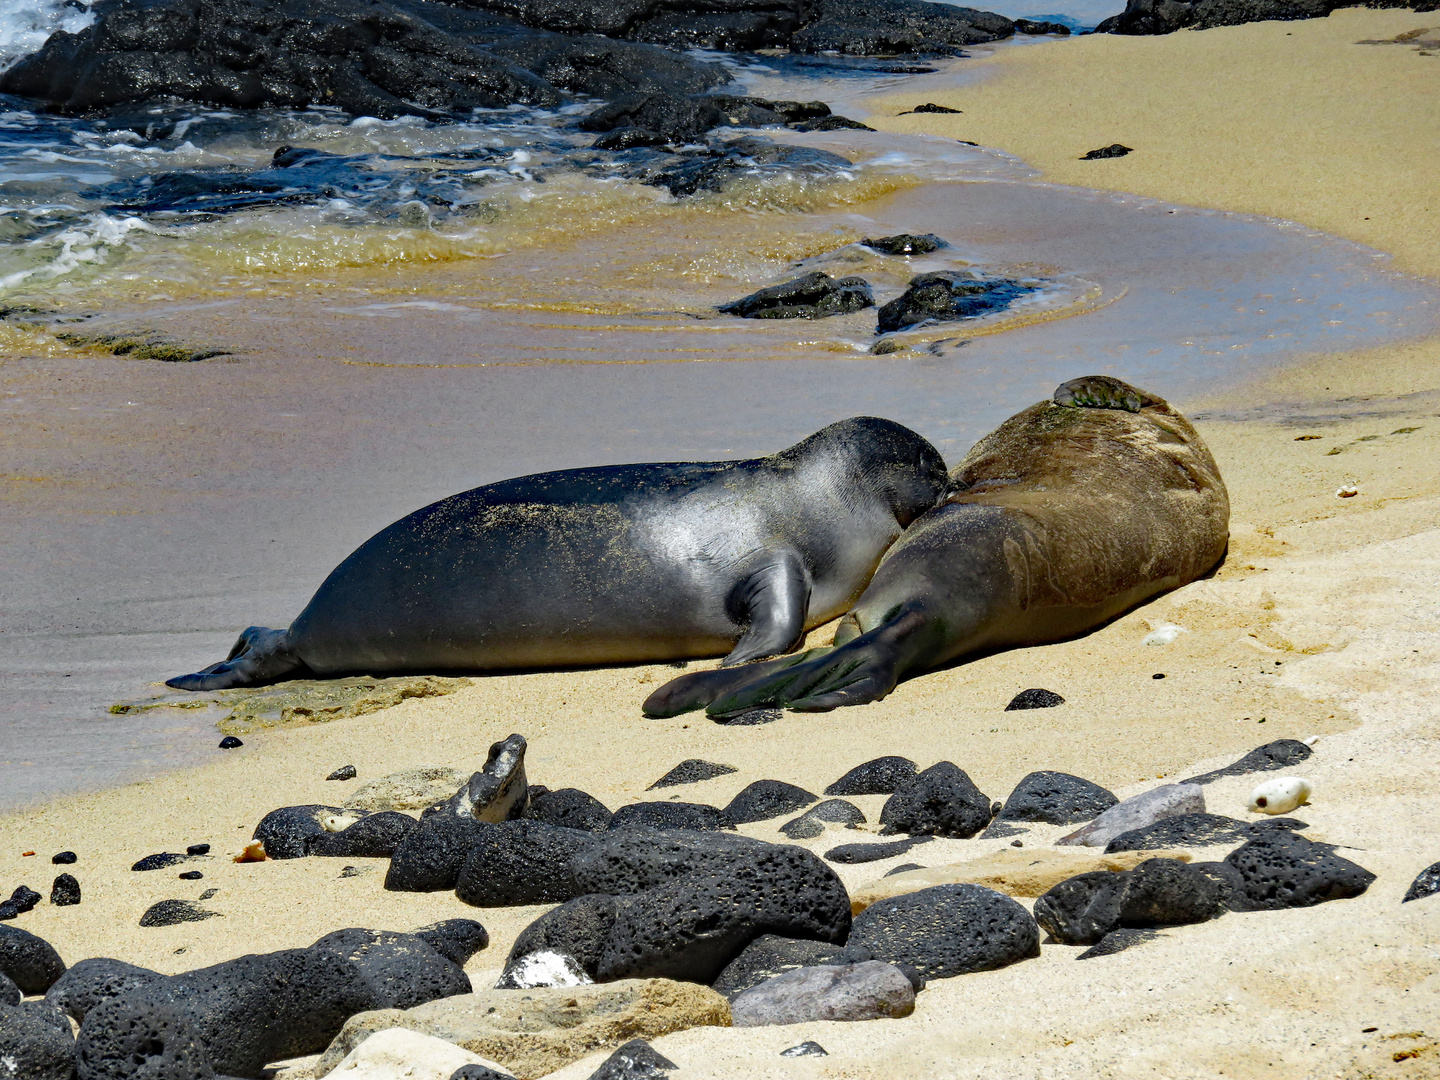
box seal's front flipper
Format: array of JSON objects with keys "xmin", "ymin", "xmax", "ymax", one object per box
[
  {"xmin": 722, "ymin": 552, "xmax": 812, "ymax": 667},
  {"xmin": 642, "ymin": 651, "xmax": 820, "ymax": 718},
  {"xmin": 165, "ymin": 626, "xmax": 305, "ymax": 691},
  {"xmin": 1053, "ymin": 375, "xmax": 1158, "ymax": 413}
]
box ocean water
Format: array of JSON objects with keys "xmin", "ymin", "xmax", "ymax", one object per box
[{"xmin": 2, "ymin": 26, "xmax": 1438, "ymax": 809}]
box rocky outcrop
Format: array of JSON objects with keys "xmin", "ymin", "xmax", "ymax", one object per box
[{"xmin": 1097, "ymin": 0, "xmax": 1437, "ymax": 35}]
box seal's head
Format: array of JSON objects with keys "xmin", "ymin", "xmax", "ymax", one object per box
[{"xmin": 779, "ymin": 416, "xmax": 949, "ymax": 528}]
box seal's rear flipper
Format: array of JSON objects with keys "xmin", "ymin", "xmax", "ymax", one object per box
[
  {"xmin": 165, "ymin": 626, "xmax": 305, "ymax": 691},
  {"xmin": 642, "ymin": 651, "xmax": 819, "ymax": 718}
]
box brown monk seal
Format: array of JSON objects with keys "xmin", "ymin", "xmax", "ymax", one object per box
[
  {"xmin": 642, "ymin": 375, "xmax": 1229, "ymax": 717},
  {"xmin": 165, "ymin": 417, "xmax": 948, "ymax": 691}
]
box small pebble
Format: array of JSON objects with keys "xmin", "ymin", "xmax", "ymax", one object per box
[
  {"xmin": 326, "ymin": 765, "xmax": 358, "ymax": 781},
  {"xmin": 51, "ymin": 851, "xmax": 77, "ymax": 865},
  {"xmin": 1336, "ymin": 485, "xmax": 1359, "ymax": 498},
  {"xmin": 199, "ymin": 888, "xmax": 219, "ymax": 900},
  {"xmin": 339, "ymin": 865, "xmax": 372, "ymax": 878},
  {"xmin": 219, "ymin": 736, "xmax": 243, "ymax": 749},
  {"xmin": 186, "ymin": 843, "xmax": 211, "ymax": 856},
  {"xmin": 1153, "ymin": 673, "xmax": 1166, "ymax": 679},
  {"xmin": 1081, "ymin": 143, "xmax": 1133, "ymax": 159},
  {"xmin": 1005, "ymin": 688, "xmax": 1065, "ymax": 710},
  {"xmin": 7, "ymin": 885, "xmax": 41, "ymax": 914},
  {"xmin": 178, "ymin": 871, "xmax": 204, "ymax": 880},
  {"xmin": 50, "ymin": 874, "xmax": 81, "ymax": 906},
  {"xmin": 140, "ymin": 899, "xmax": 221, "ymax": 927},
  {"xmin": 1011, "ymin": 839, "xmax": 1024, "ymax": 847},
  {"xmin": 780, "ymin": 1041, "xmax": 829, "ymax": 1057}
]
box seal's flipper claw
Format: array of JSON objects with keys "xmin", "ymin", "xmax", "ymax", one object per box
[
  {"xmin": 165, "ymin": 626, "xmax": 304, "ymax": 691},
  {"xmin": 643, "ymin": 652, "xmax": 815, "ymax": 718},
  {"xmin": 1053, "ymin": 375, "xmax": 1157, "ymax": 413}
]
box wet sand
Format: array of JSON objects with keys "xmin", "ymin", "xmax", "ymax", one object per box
[{"xmin": 4, "ymin": 10, "xmax": 1440, "ymax": 1079}]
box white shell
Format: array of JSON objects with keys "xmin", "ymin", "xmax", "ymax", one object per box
[
  {"xmin": 1143, "ymin": 623, "xmax": 1187, "ymax": 646},
  {"xmin": 1336, "ymin": 485, "xmax": 1358, "ymax": 498},
  {"xmin": 321, "ymin": 813, "xmax": 362, "ymax": 833},
  {"xmin": 1248, "ymin": 776, "xmax": 1313, "ymax": 815}
]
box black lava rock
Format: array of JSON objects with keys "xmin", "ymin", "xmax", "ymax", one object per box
[
  {"xmin": 790, "ymin": 114, "xmax": 872, "ymax": 131},
  {"xmin": 907, "ymin": 103, "xmax": 962, "ymax": 113},
  {"xmin": 252, "ymin": 805, "xmax": 351, "ymax": 860},
  {"xmin": 0, "ymin": 1004, "xmax": 75, "ymax": 1080},
  {"xmin": 6, "ymin": 886, "xmax": 41, "ymax": 915},
  {"xmin": 994, "ymin": 771, "xmax": 1119, "ymax": 827},
  {"xmin": 723, "ymin": 780, "xmax": 819, "ymax": 824},
  {"xmin": 0, "ymin": 925, "xmax": 67, "ymax": 995},
  {"xmin": 1077, "ymin": 926, "xmax": 1161, "ymax": 959},
  {"xmin": 50, "ymin": 875, "xmax": 81, "ymax": 907},
  {"xmin": 825, "ymin": 756, "xmax": 918, "ymax": 796},
  {"xmin": 1182, "ymin": 739, "xmax": 1314, "ymax": 785},
  {"xmin": 1015, "ymin": 18, "xmax": 1072, "ymax": 32},
  {"xmin": 327, "ymin": 765, "xmax": 359, "ymax": 781},
  {"xmin": 779, "ymin": 799, "xmax": 865, "ymax": 839},
  {"xmin": 879, "ymin": 762, "xmax": 993, "ymax": 838},
  {"xmin": 1081, "ymin": 143, "xmax": 1133, "ymax": 159},
  {"xmin": 77, "ymin": 925, "xmax": 473, "ymax": 1078},
  {"xmin": 608, "ymin": 802, "xmax": 735, "ymax": 831},
  {"xmin": 384, "ymin": 813, "xmax": 491, "ymax": 892},
  {"xmin": 1404, "ymin": 861, "xmax": 1440, "ymax": 903},
  {"xmin": 861, "ymin": 233, "xmax": 946, "ymax": 254},
  {"xmin": 580, "ymin": 91, "xmax": 724, "ymax": 144},
  {"xmin": 823, "ymin": 835, "xmax": 932, "ymax": 864},
  {"xmin": 139, "ymin": 900, "xmax": 221, "ymax": 927},
  {"xmin": 1033, "ymin": 859, "xmax": 1226, "ymax": 945},
  {"xmin": 412, "ymin": 919, "xmax": 490, "ymax": 967},
  {"xmin": 848, "ymin": 884, "xmax": 1039, "ymax": 979},
  {"xmin": 455, "ymin": 820, "xmax": 600, "ymax": 906},
  {"xmin": 0, "ymin": 969, "xmax": 17, "ymax": 1007},
  {"xmin": 510, "ymin": 831, "xmax": 851, "ymax": 984},
  {"xmin": 452, "ymin": 1064, "xmax": 519, "ymax": 1080},
  {"xmin": 876, "ymin": 271, "xmax": 1037, "ymax": 333},
  {"xmin": 648, "ymin": 760, "xmax": 738, "ymax": 789},
  {"xmin": 219, "ymin": 736, "xmax": 244, "ymax": 749},
  {"xmin": 587, "ymin": 1038, "xmax": 677, "ymax": 1080},
  {"xmin": 710, "ymin": 934, "xmax": 843, "ymax": 998},
  {"xmin": 179, "ymin": 871, "xmax": 205, "ymax": 881},
  {"xmin": 309, "ymin": 811, "xmax": 419, "ymax": 858},
  {"xmin": 792, "ymin": 0, "xmax": 1014, "ymax": 54},
  {"xmin": 45, "ymin": 958, "xmax": 163, "ymax": 1023},
  {"xmin": 1104, "ymin": 813, "xmax": 1307, "ymax": 853},
  {"xmin": 1004, "ymin": 687, "xmax": 1066, "ymax": 710},
  {"xmin": 186, "ymin": 844, "xmax": 211, "ymax": 856},
  {"xmin": 1223, "ymin": 831, "xmax": 1375, "ymax": 910},
  {"xmin": 718, "ymin": 272, "xmax": 874, "ymax": 320},
  {"xmin": 616, "ymin": 136, "xmax": 854, "ymax": 199},
  {"xmin": 1094, "ymin": 0, "xmax": 1370, "ymax": 36},
  {"xmin": 132, "ymin": 852, "xmax": 194, "ymax": 872},
  {"xmin": 707, "ymin": 95, "xmax": 831, "ymax": 127},
  {"xmin": 527, "ymin": 788, "xmax": 614, "ymax": 832},
  {"xmin": 51, "ymin": 852, "xmax": 77, "ymax": 866}
]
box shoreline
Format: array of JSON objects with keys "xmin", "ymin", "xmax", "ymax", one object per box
[{"xmin": 4, "ymin": 12, "xmax": 1440, "ymax": 1078}]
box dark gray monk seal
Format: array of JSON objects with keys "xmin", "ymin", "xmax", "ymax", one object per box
[
  {"xmin": 643, "ymin": 375, "xmax": 1229, "ymax": 717},
  {"xmin": 166, "ymin": 418, "xmax": 948, "ymax": 690}
]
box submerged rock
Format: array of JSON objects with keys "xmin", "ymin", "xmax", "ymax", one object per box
[
  {"xmin": 876, "ymin": 271, "xmax": 1038, "ymax": 333},
  {"xmin": 720, "ymin": 273, "xmax": 874, "ymax": 320},
  {"xmin": 611, "ymin": 136, "xmax": 855, "ymax": 198}
]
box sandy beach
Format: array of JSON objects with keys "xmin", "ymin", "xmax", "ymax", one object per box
[{"xmin": 4, "ymin": 9, "xmax": 1440, "ymax": 1078}]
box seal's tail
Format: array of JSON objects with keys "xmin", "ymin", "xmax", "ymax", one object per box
[{"xmin": 165, "ymin": 626, "xmax": 306, "ymax": 691}]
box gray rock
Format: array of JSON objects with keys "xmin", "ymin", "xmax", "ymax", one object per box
[
  {"xmin": 723, "ymin": 781, "xmax": 818, "ymax": 824},
  {"xmin": 1032, "ymin": 858, "xmax": 1226, "ymax": 945},
  {"xmin": 139, "ymin": 900, "xmax": 222, "ymax": 928},
  {"xmin": 446, "ymin": 734, "xmax": 531, "ymax": 823},
  {"xmin": 385, "ymin": 813, "xmax": 491, "ymax": 893},
  {"xmin": 824, "ymin": 836, "xmax": 932, "ymax": 864},
  {"xmin": 46, "ymin": 958, "xmax": 163, "ymax": 1022},
  {"xmin": 718, "ymin": 272, "xmax": 873, "ymax": 320},
  {"xmin": 729, "ymin": 961, "xmax": 915, "ymax": 1026},
  {"xmin": 0, "ymin": 1003, "xmax": 78, "ymax": 1080},
  {"xmin": 647, "ymin": 760, "xmax": 738, "ymax": 789},
  {"xmin": 1403, "ymin": 861, "xmax": 1440, "ymax": 903},
  {"xmin": 846, "ymin": 884, "xmax": 1039, "ymax": 979},
  {"xmin": 1182, "ymin": 739, "xmax": 1314, "ymax": 785},
  {"xmin": 527, "ymin": 788, "xmax": 613, "ymax": 832},
  {"xmin": 608, "ymin": 803, "xmax": 734, "ymax": 831},
  {"xmin": 1056, "ymin": 783, "xmax": 1205, "ymax": 848},
  {"xmin": 0, "ymin": 925, "xmax": 67, "ymax": 996},
  {"xmin": 50, "ymin": 874, "xmax": 81, "ymax": 907},
  {"xmin": 779, "ymin": 799, "xmax": 865, "ymax": 839},
  {"xmin": 1104, "ymin": 813, "xmax": 1307, "ymax": 853},
  {"xmin": 710, "ymin": 935, "xmax": 843, "ymax": 999},
  {"xmin": 455, "ymin": 820, "xmax": 600, "ymax": 906},
  {"xmin": 879, "ymin": 762, "xmax": 993, "ymax": 839},
  {"xmin": 824, "ymin": 756, "xmax": 917, "ymax": 796},
  {"xmin": 345, "ymin": 766, "xmax": 469, "ymax": 812},
  {"xmin": 586, "ymin": 1038, "xmax": 677, "ymax": 1080},
  {"xmin": 780, "ymin": 1040, "xmax": 828, "ymax": 1056},
  {"xmin": 994, "ymin": 771, "xmax": 1118, "ymax": 827},
  {"xmin": 1223, "ymin": 831, "xmax": 1374, "ymax": 910}
]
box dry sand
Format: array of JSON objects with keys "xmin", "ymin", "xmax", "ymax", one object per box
[{"xmin": 5, "ymin": 10, "xmax": 1440, "ymax": 1079}]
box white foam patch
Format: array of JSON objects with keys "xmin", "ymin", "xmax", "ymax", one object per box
[{"xmin": 0, "ymin": 0, "xmax": 95, "ymax": 71}]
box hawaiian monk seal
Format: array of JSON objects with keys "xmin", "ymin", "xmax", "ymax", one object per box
[
  {"xmin": 166, "ymin": 418, "xmax": 948, "ymax": 691},
  {"xmin": 643, "ymin": 375, "xmax": 1229, "ymax": 717}
]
